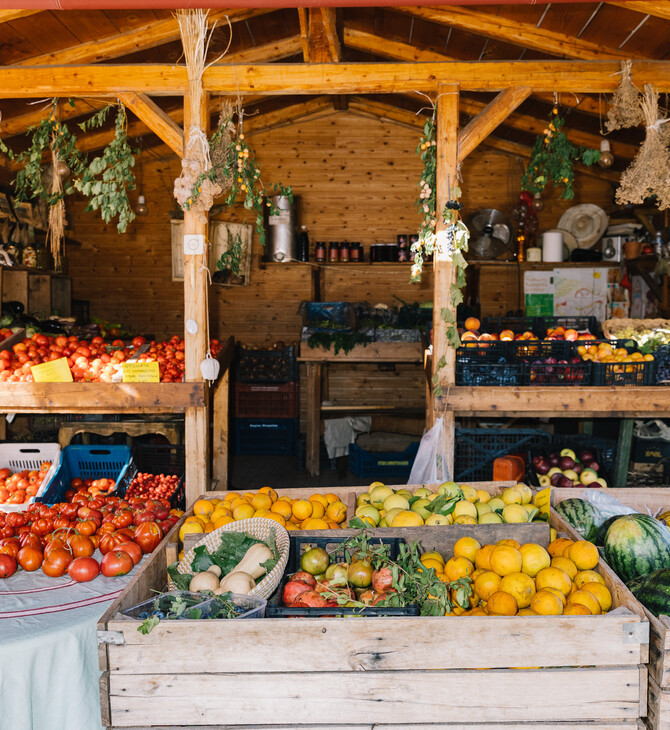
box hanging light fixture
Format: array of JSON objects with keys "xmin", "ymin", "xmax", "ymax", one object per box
[
  {"xmin": 136, "ymin": 139, "xmax": 149, "ymax": 216},
  {"xmin": 598, "ymin": 139, "xmax": 614, "ymax": 169},
  {"xmin": 531, "ymin": 193, "xmax": 544, "ymax": 212}
]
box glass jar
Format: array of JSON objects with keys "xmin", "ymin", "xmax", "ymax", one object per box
[
  {"xmin": 35, "ymin": 242, "xmax": 51, "ymax": 270},
  {"xmin": 339, "ymin": 241, "xmax": 350, "ymax": 262},
  {"xmin": 350, "ymin": 242, "xmax": 361, "ymax": 262},
  {"xmin": 21, "ymin": 242, "xmax": 37, "ymax": 268},
  {"xmin": 328, "ymin": 241, "xmax": 339, "ymax": 263},
  {"xmin": 315, "ymin": 241, "xmax": 326, "ymax": 263}
]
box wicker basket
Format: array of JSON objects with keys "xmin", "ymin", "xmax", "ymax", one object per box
[
  {"xmin": 168, "ymin": 518, "xmax": 290, "ymax": 600},
  {"xmin": 603, "ymin": 318, "xmax": 670, "ymax": 340}
]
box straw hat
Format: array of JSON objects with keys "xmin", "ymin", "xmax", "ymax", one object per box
[{"xmin": 558, "ymin": 204, "xmax": 609, "ymax": 249}]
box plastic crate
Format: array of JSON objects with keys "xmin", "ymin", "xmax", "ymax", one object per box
[
  {"xmin": 266, "ymin": 533, "xmax": 419, "ymax": 618},
  {"xmin": 481, "ymin": 316, "xmax": 537, "ymax": 335},
  {"xmin": 538, "ymin": 315, "xmax": 602, "ymax": 338},
  {"xmin": 302, "ymin": 301, "xmax": 357, "ymax": 334},
  {"xmin": 455, "ymin": 356, "xmax": 525, "ymax": 386},
  {"xmin": 523, "ymin": 360, "xmax": 592, "ymax": 386},
  {"xmin": 233, "ymin": 417, "xmax": 298, "ymax": 455},
  {"xmin": 234, "ymin": 382, "xmax": 299, "ymax": 419},
  {"xmin": 117, "ymin": 443, "xmax": 186, "ymax": 510},
  {"xmin": 0, "ymin": 443, "xmax": 61, "ymax": 513},
  {"xmin": 457, "ymin": 342, "xmax": 511, "ymax": 360},
  {"xmin": 526, "ymin": 437, "xmax": 615, "ymax": 487},
  {"xmin": 454, "ymin": 427, "xmax": 551, "ymax": 482},
  {"xmin": 234, "ymin": 345, "xmax": 298, "ymax": 384},
  {"xmin": 654, "ymin": 344, "xmax": 670, "ymax": 385},
  {"xmin": 508, "ymin": 339, "xmax": 572, "ymax": 360},
  {"xmin": 122, "ymin": 591, "xmax": 266, "ymax": 621},
  {"xmin": 348, "ymin": 441, "xmax": 419, "ymax": 481},
  {"xmin": 39, "ymin": 444, "xmax": 132, "ymax": 505}
]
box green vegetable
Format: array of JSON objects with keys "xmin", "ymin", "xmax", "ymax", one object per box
[{"xmin": 167, "ymin": 562, "xmax": 193, "ymax": 591}]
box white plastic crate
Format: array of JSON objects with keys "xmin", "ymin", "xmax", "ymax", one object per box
[{"xmin": 0, "ymin": 443, "xmax": 61, "ymax": 512}]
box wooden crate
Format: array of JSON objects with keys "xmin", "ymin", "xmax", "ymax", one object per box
[
  {"xmin": 98, "ymin": 483, "xmax": 649, "ymax": 730},
  {"xmin": 552, "ymin": 487, "xmax": 670, "ymax": 730}
]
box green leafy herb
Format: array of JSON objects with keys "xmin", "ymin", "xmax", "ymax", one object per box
[
  {"xmin": 167, "ymin": 561, "xmax": 193, "ymax": 591},
  {"xmin": 215, "ymin": 228, "xmax": 244, "ymax": 277},
  {"xmin": 138, "ymin": 615, "xmax": 160, "ymax": 635},
  {"xmin": 306, "ymin": 331, "xmax": 369, "ymax": 355}
]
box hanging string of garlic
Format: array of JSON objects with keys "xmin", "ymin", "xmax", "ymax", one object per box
[
  {"xmin": 606, "ymin": 60, "xmax": 643, "ymax": 132},
  {"xmin": 616, "ymin": 84, "xmax": 670, "ymax": 210}
]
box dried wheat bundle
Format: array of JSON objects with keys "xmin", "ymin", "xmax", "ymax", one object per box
[
  {"xmin": 606, "ymin": 60, "xmax": 644, "ymax": 132},
  {"xmin": 46, "ymin": 144, "xmax": 65, "ymax": 267},
  {"xmin": 616, "ymin": 84, "xmax": 670, "ymax": 209},
  {"xmin": 210, "ymin": 99, "xmax": 236, "ymax": 193}
]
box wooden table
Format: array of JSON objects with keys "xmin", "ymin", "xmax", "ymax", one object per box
[
  {"xmin": 57, "ymin": 419, "xmax": 183, "ymax": 448},
  {"xmin": 298, "ymin": 341, "xmax": 424, "ymax": 475}
]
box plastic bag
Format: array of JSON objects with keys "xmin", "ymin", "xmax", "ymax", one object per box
[
  {"xmin": 581, "ymin": 489, "xmax": 639, "ymax": 519},
  {"xmin": 634, "ymin": 419, "xmax": 670, "ymax": 442},
  {"xmin": 408, "ymin": 416, "xmax": 450, "ymax": 485}
]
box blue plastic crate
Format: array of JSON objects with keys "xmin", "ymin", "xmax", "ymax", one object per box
[
  {"xmin": 454, "ymin": 427, "xmax": 551, "ymax": 482},
  {"xmin": 233, "ymin": 418, "xmax": 298, "ymax": 455},
  {"xmin": 39, "ymin": 444, "xmax": 132, "ymax": 505},
  {"xmin": 349, "ymin": 442, "xmax": 419, "ymax": 481}
]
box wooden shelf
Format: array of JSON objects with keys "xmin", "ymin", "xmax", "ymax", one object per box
[
  {"xmin": 299, "ymin": 341, "xmax": 423, "ymax": 363},
  {"xmin": 0, "ymin": 382, "xmax": 206, "ymax": 414},
  {"xmin": 442, "ymin": 386, "xmax": 670, "ymax": 418}
]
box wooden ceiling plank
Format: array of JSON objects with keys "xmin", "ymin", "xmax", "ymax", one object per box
[
  {"xmin": 220, "ymin": 36, "xmax": 302, "ymax": 65},
  {"xmin": 458, "ymin": 86, "xmax": 532, "ymax": 162},
  {"xmin": 297, "ymin": 9, "xmax": 310, "ymax": 62},
  {"xmin": 321, "ymin": 8, "xmax": 341, "ymax": 63},
  {"xmin": 244, "ymin": 96, "xmax": 334, "ymax": 135},
  {"xmin": 344, "ymin": 26, "xmax": 453, "ymax": 63},
  {"xmin": 118, "ymin": 92, "xmax": 184, "ymax": 157},
  {"xmin": 607, "ymin": 1, "xmax": 670, "ymax": 21},
  {"xmin": 0, "ymin": 10, "xmax": 42, "ymax": 24},
  {"xmin": 13, "ymin": 9, "xmax": 272, "ymax": 67},
  {"xmin": 396, "ymin": 6, "xmax": 643, "ymax": 61}
]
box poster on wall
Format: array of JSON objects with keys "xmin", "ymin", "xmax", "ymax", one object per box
[
  {"xmin": 552, "ymin": 267, "xmax": 609, "ymax": 322},
  {"xmin": 524, "ymin": 271, "xmax": 554, "ymax": 317}
]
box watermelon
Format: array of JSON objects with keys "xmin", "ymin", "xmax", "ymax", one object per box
[
  {"xmin": 595, "ymin": 515, "xmax": 621, "ymax": 546},
  {"xmin": 628, "ymin": 567, "xmax": 670, "ymax": 617},
  {"xmin": 604, "ymin": 514, "xmax": 670, "ymax": 584},
  {"xmin": 554, "ymin": 498, "xmax": 603, "ymax": 542}
]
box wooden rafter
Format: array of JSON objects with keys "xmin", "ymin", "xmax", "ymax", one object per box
[
  {"xmin": 396, "ymin": 6, "xmax": 643, "ymax": 61},
  {"xmin": 458, "ymin": 87, "xmax": 532, "ymax": 162},
  {"xmin": 607, "ymin": 1, "xmax": 670, "ymax": 20},
  {"xmin": 0, "ymin": 98, "xmax": 108, "ymax": 139},
  {"xmin": 300, "ymin": 8, "xmax": 341, "ymax": 62},
  {"xmin": 12, "ymin": 9, "xmax": 272, "ymax": 67},
  {"xmin": 117, "ymin": 93, "xmax": 184, "ymax": 157},
  {"xmin": 320, "ymin": 9, "xmax": 341, "ymax": 63},
  {"xmin": 297, "ymin": 9, "xmax": 310, "ymax": 62},
  {"xmin": 219, "ymin": 36, "xmax": 302, "ymax": 64},
  {"xmin": 0, "ymin": 10, "xmax": 41, "ymax": 24}
]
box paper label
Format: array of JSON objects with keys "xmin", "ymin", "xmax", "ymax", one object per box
[
  {"xmin": 534, "ymin": 486, "xmax": 551, "ymax": 518},
  {"xmin": 122, "ymin": 362, "xmax": 160, "ymax": 383},
  {"xmin": 31, "ymin": 358, "xmax": 73, "ymax": 383},
  {"xmin": 269, "ymin": 210, "xmax": 290, "ymax": 225}
]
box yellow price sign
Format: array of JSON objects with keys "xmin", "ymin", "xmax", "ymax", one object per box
[
  {"xmin": 534, "ymin": 486, "xmax": 551, "ymax": 518},
  {"xmin": 31, "ymin": 357, "xmax": 73, "ymax": 383},
  {"xmin": 122, "ymin": 361, "xmax": 160, "ymax": 383}
]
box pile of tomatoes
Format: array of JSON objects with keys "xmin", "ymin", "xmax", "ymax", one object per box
[
  {"xmin": 0, "ymin": 328, "xmax": 12, "ymax": 344},
  {"xmin": 0, "ymin": 333, "xmax": 223, "ymax": 383},
  {"xmin": 0, "ymin": 490, "xmax": 183, "ymax": 582},
  {"xmin": 125, "ymin": 472, "xmax": 181, "ymax": 502},
  {"xmin": 0, "ymin": 461, "xmax": 52, "ymax": 505}
]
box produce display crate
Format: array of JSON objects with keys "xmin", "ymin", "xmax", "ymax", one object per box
[
  {"xmin": 267, "ymin": 533, "xmax": 420, "ymax": 618},
  {"xmin": 523, "ymin": 359, "xmax": 592, "ymax": 386},
  {"xmin": 526, "ymin": 436, "xmax": 615, "ymax": 487},
  {"xmin": 455, "ymin": 355, "xmax": 525, "ymax": 386},
  {"xmin": 0, "ymin": 442, "xmax": 61, "ymax": 513},
  {"xmin": 301, "ymin": 301, "xmax": 357, "ymax": 334},
  {"xmin": 592, "ymin": 359, "xmax": 657, "ymax": 387},
  {"xmin": 508, "ymin": 339, "xmax": 573, "ymax": 360},
  {"xmin": 655, "ymin": 345, "xmax": 670, "ymax": 385},
  {"xmin": 98, "ymin": 482, "xmax": 649, "ymax": 730},
  {"xmin": 116, "ymin": 443, "xmax": 185, "ymax": 510},
  {"xmin": 233, "ymin": 417, "xmax": 299, "ymax": 455},
  {"xmin": 234, "ymin": 345, "xmax": 298, "ymax": 384},
  {"xmin": 233, "ymin": 381, "xmax": 299, "ymax": 419},
  {"xmin": 552, "ymin": 487, "xmax": 670, "ymax": 730},
  {"xmin": 454, "ymin": 427, "xmax": 551, "ymax": 481},
  {"xmin": 538, "ymin": 315, "xmax": 602, "ymax": 337},
  {"xmin": 481, "ymin": 315, "xmax": 537, "ymax": 334},
  {"xmin": 348, "ymin": 441, "xmax": 419, "ymax": 482},
  {"xmin": 39, "ymin": 444, "xmax": 131, "ymax": 505}
]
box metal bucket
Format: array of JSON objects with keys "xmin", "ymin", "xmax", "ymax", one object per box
[{"xmin": 264, "ymin": 195, "xmax": 296, "ymax": 263}]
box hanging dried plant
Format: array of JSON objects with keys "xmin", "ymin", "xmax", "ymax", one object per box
[
  {"xmin": 46, "ymin": 143, "xmax": 65, "ymax": 267},
  {"xmin": 606, "ymin": 60, "xmax": 644, "ymax": 132},
  {"xmin": 210, "ymin": 100, "xmax": 236, "ymax": 193},
  {"xmin": 616, "ymin": 84, "xmax": 670, "ymax": 210}
]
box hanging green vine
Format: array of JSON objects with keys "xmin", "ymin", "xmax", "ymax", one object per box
[
  {"xmin": 216, "ymin": 228, "xmax": 243, "ymax": 277},
  {"xmin": 521, "ymin": 106, "xmax": 601, "ymax": 200},
  {"xmin": 74, "ymin": 105, "xmax": 137, "ymax": 233},
  {"xmin": 411, "ymin": 109, "xmax": 437, "ymax": 282}
]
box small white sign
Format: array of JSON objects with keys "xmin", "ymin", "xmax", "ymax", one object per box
[{"xmin": 184, "ymin": 234, "xmax": 205, "ymax": 255}]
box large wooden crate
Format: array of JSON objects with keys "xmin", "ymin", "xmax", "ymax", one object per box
[
  {"xmin": 98, "ymin": 483, "xmax": 649, "ymax": 730},
  {"xmin": 553, "ymin": 487, "xmax": 670, "ymax": 730}
]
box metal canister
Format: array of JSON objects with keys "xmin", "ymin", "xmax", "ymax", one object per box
[{"xmin": 264, "ymin": 195, "xmax": 296, "ymax": 262}]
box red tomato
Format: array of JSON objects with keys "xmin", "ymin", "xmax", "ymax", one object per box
[
  {"xmin": 100, "ymin": 550, "xmax": 134, "ymax": 577},
  {"xmin": 0, "ymin": 553, "xmax": 17, "ymax": 578},
  {"xmin": 17, "ymin": 546, "xmax": 43, "ymax": 571},
  {"xmin": 76, "ymin": 519, "xmax": 97, "ymax": 537},
  {"xmin": 116, "ymin": 541, "xmax": 142, "ymax": 566},
  {"xmin": 133, "ymin": 521, "xmax": 163, "ymax": 554},
  {"xmin": 68, "ymin": 557, "xmax": 100, "ymax": 582},
  {"xmin": 113, "ymin": 509, "xmax": 134, "ymax": 529},
  {"xmin": 5, "ymin": 512, "xmax": 26, "ymax": 528},
  {"xmin": 19, "ymin": 532, "xmax": 43, "ymax": 550},
  {"xmin": 99, "ymin": 531, "xmax": 128, "ymax": 555},
  {"xmin": 132, "ymin": 336, "xmax": 147, "ymax": 348},
  {"xmin": 68, "ymin": 534, "xmax": 95, "ymax": 558},
  {"xmin": 42, "ymin": 548, "xmax": 73, "ymax": 577}
]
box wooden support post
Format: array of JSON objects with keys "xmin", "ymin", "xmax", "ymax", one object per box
[
  {"xmin": 306, "ymin": 362, "xmax": 322, "ymax": 476},
  {"xmin": 118, "ymin": 92, "xmax": 184, "ymax": 157},
  {"xmin": 212, "ymin": 367, "xmax": 229, "ymax": 489},
  {"xmin": 615, "ymin": 419, "xmax": 634, "ymax": 488},
  {"xmin": 183, "ymin": 89, "xmax": 210, "ymax": 507},
  {"xmin": 431, "ymin": 83, "xmax": 459, "ymax": 479}
]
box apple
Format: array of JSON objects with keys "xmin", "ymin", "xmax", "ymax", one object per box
[
  {"xmin": 578, "ymin": 450, "xmax": 594, "ymax": 463},
  {"xmin": 562, "ymin": 469, "xmax": 580, "ymax": 482},
  {"xmin": 560, "ymin": 448, "xmax": 576, "ymax": 460},
  {"xmin": 572, "ymin": 463, "xmax": 582, "ymax": 475},
  {"xmin": 587, "ymin": 460, "xmax": 600, "ymax": 473},
  {"xmin": 548, "ymin": 453, "xmax": 560, "ymax": 467},
  {"xmin": 557, "ymin": 476, "xmax": 574, "ymax": 488},
  {"xmin": 538, "ymin": 475, "xmax": 551, "ymax": 487},
  {"xmin": 559, "ymin": 456, "xmax": 576, "ymax": 470},
  {"xmin": 550, "ymin": 473, "xmax": 564, "ymax": 486},
  {"xmin": 532, "ymin": 455, "xmax": 542, "ymax": 467},
  {"xmin": 595, "ymin": 477, "xmax": 608, "ymax": 488},
  {"xmin": 580, "ymin": 468, "xmax": 599, "ymax": 486},
  {"xmin": 547, "ymin": 467, "xmax": 562, "ymax": 477}
]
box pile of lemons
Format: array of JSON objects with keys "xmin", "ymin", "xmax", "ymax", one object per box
[
  {"xmin": 351, "ymin": 482, "xmax": 540, "ymax": 528},
  {"xmin": 424, "ymin": 535, "xmax": 612, "ymax": 616},
  {"xmin": 178, "ymin": 488, "xmax": 348, "ymax": 543}
]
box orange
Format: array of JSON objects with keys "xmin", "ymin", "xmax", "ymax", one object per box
[
  {"xmin": 184, "ymin": 515, "xmax": 207, "ymax": 526},
  {"xmin": 292, "ymin": 499, "xmax": 313, "ymax": 521},
  {"xmin": 548, "ymin": 537, "xmax": 574, "ymax": 558},
  {"xmin": 574, "ymin": 569, "xmax": 605, "ymax": 589},
  {"xmin": 213, "ymin": 514, "xmax": 234, "ymax": 529},
  {"xmin": 420, "ymin": 557, "xmax": 445, "ymax": 573},
  {"xmin": 535, "ymin": 567, "xmax": 572, "ymax": 597},
  {"xmin": 564, "ymin": 603, "xmax": 591, "ymax": 615},
  {"xmin": 474, "ymin": 571, "xmax": 501, "ymax": 601},
  {"xmin": 475, "ymin": 544, "xmax": 496, "ymax": 571},
  {"xmin": 519, "ymin": 543, "xmax": 551, "ymax": 577},
  {"xmin": 569, "ymin": 589, "xmax": 601, "ymax": 615},
  {"xmin": 179, "ymin": 521, "xmax": 204, "ymax": 542},
  {"xmin": 582, "ymin": 582, "xmax": 612, "ymax": 613},
  {"xmin": 468, "ymin": 608, "xmax": 488, "ymax": 616},
  {"xmin": 453, "ymin": 536, "xmax": 481, "ymax": 563},
  {"xmin": 270, "ymin": 500, "xmax": 292, "ymax": 520},
  {"xmin": 193, "ymin": 499, "xmax": 215, "ymax": 517},
  {"xmin": 230, "ymin": 497, "xmax": 250, "ymax": 511},
  {"xmin": 530, "ymin": 590, "xmax": 564, "ymax": 615},
  {"xmin": 497, "ymin": 539, "xmax": 521, "ymax": 550},
  {"xmin": 251, "ymin": 493, "xmax": 273, "ymax": 511},
  {"xmin": 302, "ymin": 517, "xmax": 329, "ymax": 530},
  {"xmin": 518, "ymin": 608, "xmax": 539, "ymax": 616},
  {"xmin": 551, "ymin": 556, "xmax": 578, "ymax": 580},
  {"xmin": 258, "ymin": 486, "xmax": 278, "ymax": 502},
  {"xmin": 284, "ymin": 521, "xmax": 299, "ymax": 531},
  {"xmin": 309, "ymin": 494, "xmax": 329, "ymax": 509},
  {"xmin": 223, "ymin": 491, "xmax": 239, "ymax": 502},
  {"xmin": 544, "ymin": 586, "xmax": 567, "ymax": 607},
  {"xmin": 444, "ymin": 556, "xmax": 474, "ymax": 582},
  {"xmin": 327, "ymin": 521, "xmax": 342, "ymax": 530},
  {"xmin": 243, "ymin": 492, "xmax": 257, "ymax": 502},
  {"xmin": 421, "ymin": 551, "xmax": 445, "ymax": 566},
  {"xmin": 232, "ymin": 503, "xmax": 255, "ymax": 521},
  {"xmin": 324, "ymin": 493, "xmax": 339, "ymax": 505},
  {"xmin": 500, "ymin": 572, "xmax": 536, "ymax": 609},
  {"xmin": 487, "ymin": 590, "xmax": 518, "ymax": 616},
  {"xmin": 489, "ymin": 545, "xmax": 523, "ymax": 577},
  {"xmin": 203, "ymin": 522, "xmax": 215, "ymax": 533},
  {"xmin": 566, "ymin": 541, "xmax": 599, "ymax": 571},
  {"xmin": 309, "ymin": 501, "xmax": 326, "ymax": 519},
  {"xmin": 264, "ymin": 512, "xmax": 286, "ymax": 527},
  {"xmin": 325, "ymin": 501, "xmax": 347, "ymax": 523},
  {"xmin": 253, "ymin": 509, "xmax": 270, "ymax": 519}
]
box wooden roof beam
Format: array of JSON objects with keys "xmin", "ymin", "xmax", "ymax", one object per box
[
  {"xmin": 396, "ymin": 6, "xmax": 643, "ymax": 60},
  {"xmin": 0, "ymin": 98, "xmax": 108, "ymax": 139},
  {"xmin": 0, "ymin": 10, "xmax": 42, "ymax": 24},
  {"xmin": 607, "ymin": 2, "xmax": 670, "ymax": 20},
  {"xmin": 299, "ymin": 8, "xmax": 341, "ymax": 62},
  {"xmin": 458, "ymin": 87, "xmax": 532, "ymax": 162},
  {"xmin": 118, "ymin": 93, "xmax": 184, "ymax": 158}
]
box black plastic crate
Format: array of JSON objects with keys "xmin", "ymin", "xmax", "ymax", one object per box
[
  {"xmin": 592, "ymin": 359, "xmax": 656, "ymax": 386},
  {"xmin": 454, "ymin": 427, "xmax": 551, "ymax": 482},
  {"xmin": 508, "ymin": 339, "xmax": 572, "ymax": 360},
  {"xmin": 234, "ymin": 345, "xmax": 298, "ymax": 384},
  {"xmin": 523, "ymin": 360, "xmax": 592, "ymax": 386},
  {"xmin": 302, "ymin": 301, "xmax": 357, "ymax": 334},
  {"xmin": 654, "ymin": 344, "xmax": 670, "ymax": 385},
  {"xmin": 266, "ymin": 533, "xmax": 419, "ymax": 618},
  {"xmin": 117, "ymin": 443, "xmax": 186, "ymax": 510},
  {"xmin": 526, "ymin": 437, "xmax": 615, "ymax": 487},
  {"xmin": 348, "ymin": 442, "xmax": 419, "ymax": 481},
  {"xmin": 481, "ymin": 316, "xmax": 537, "ymax": 336},
  {"xmin": 233, "ymin": 382, "xmax": 299, "ymax": 418},
  {"xmin": 233, "ymin": 417, "xmax": 298, "ymax": 455},
  {"xmin": 455, "ymin": 357, "xmax": 524, "ymax": 386},
  {"xmin": 538, "ymin": 315, "xmax": 602, "ymax": 338},
  {"xmin": 456, "ymin": 342, "xmax": 511, "ymax": 360}
]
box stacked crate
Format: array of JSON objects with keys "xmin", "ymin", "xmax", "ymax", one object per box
[{"xmin": 232, "ymin": 346, "xmax": 299, "ymax": 455}]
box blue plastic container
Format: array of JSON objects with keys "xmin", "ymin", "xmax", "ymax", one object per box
[{"xmin": 348, "ymin": 442, "xmax": 419, "ymax": 481}]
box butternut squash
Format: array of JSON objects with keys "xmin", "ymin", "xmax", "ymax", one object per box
[
  {"xmin": 216, "ymin": 570, "xmax": 256, "ymax": 595},
  {"xmin": 189, "ymin": 570, "xmax": 221, "ymax": 593},
  {"xmin": 229, "ymin": 543, "xmax": 274, "ymax": 580}
]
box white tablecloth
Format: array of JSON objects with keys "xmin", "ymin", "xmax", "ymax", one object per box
[{"xmin": 0, "ymin": 555, "xmax": 142, "ymax": 730}]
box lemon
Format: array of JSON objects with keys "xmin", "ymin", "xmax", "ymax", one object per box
[
  {"xmin": 354, "ymin": 505, "xmax": 381, "ymax": 526},
  {"xmin": 391, "ymin": 510, "xmax": 424, "ymax": 527},
  {"xmin": 411, "ymin": 498, "xmax": 432, "ymax": 520},
  {"xmin": 516, "ymin": 484, "xmax": 533, "ymax": 504},
  {"xmin": 502, "ymin": 504, "xmax": 528, "ymax": 523},
  {"xmin": 478, "ymin": 512, "xmax": 503, "ymax": 524},
  {"xmin": 426, "ymin": 513, "xmax": 452, "ymax": 526},
  {"xmin": 502, "ymin": 487, "xmax": 523, "ymax": 505},
  {"xmin": 369, "ymin": 485, "xmax": 394, "ymax": 508},
  {"xmin": 383, "ymin": 494, "xmax": 410, "ymax": 512},
  {"xmin": 437, "ymin": 481, "xmax": 460, "ymax": 498},
  {"xmin": 453, "ymin": 500, "xmax": 477, "ymax": 519},
  {"xmin": 413, "ymin": 487, "xmax": 433, "ymax": 498},
  {"xmin": 357, "ymin": 493, "xmax": 372, "ymax": 507},
  {"xmin": 368, "ymin": 480, "xmax": 386, "ymax": 493},
  {"xmin": 460, "ymin": 485, "xmax": 478, "ymax": 503},
  {"xmin": 476, "ymin": 502, "xmax": 492, "ymax": 517},
  {"xmin": 475, "ymin": 489, "xmax": 491, "ymax": 503},
  {"xmin": 454, "ymin": 515, "xmax": 477, "ymax": 525},
  {"xmin": 487, "ymin": 497, "xmax": 505, "ymax": 512},
  {"xmin": 384, "ymin": 507, "xmax": 403, "ymax": 525}
]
